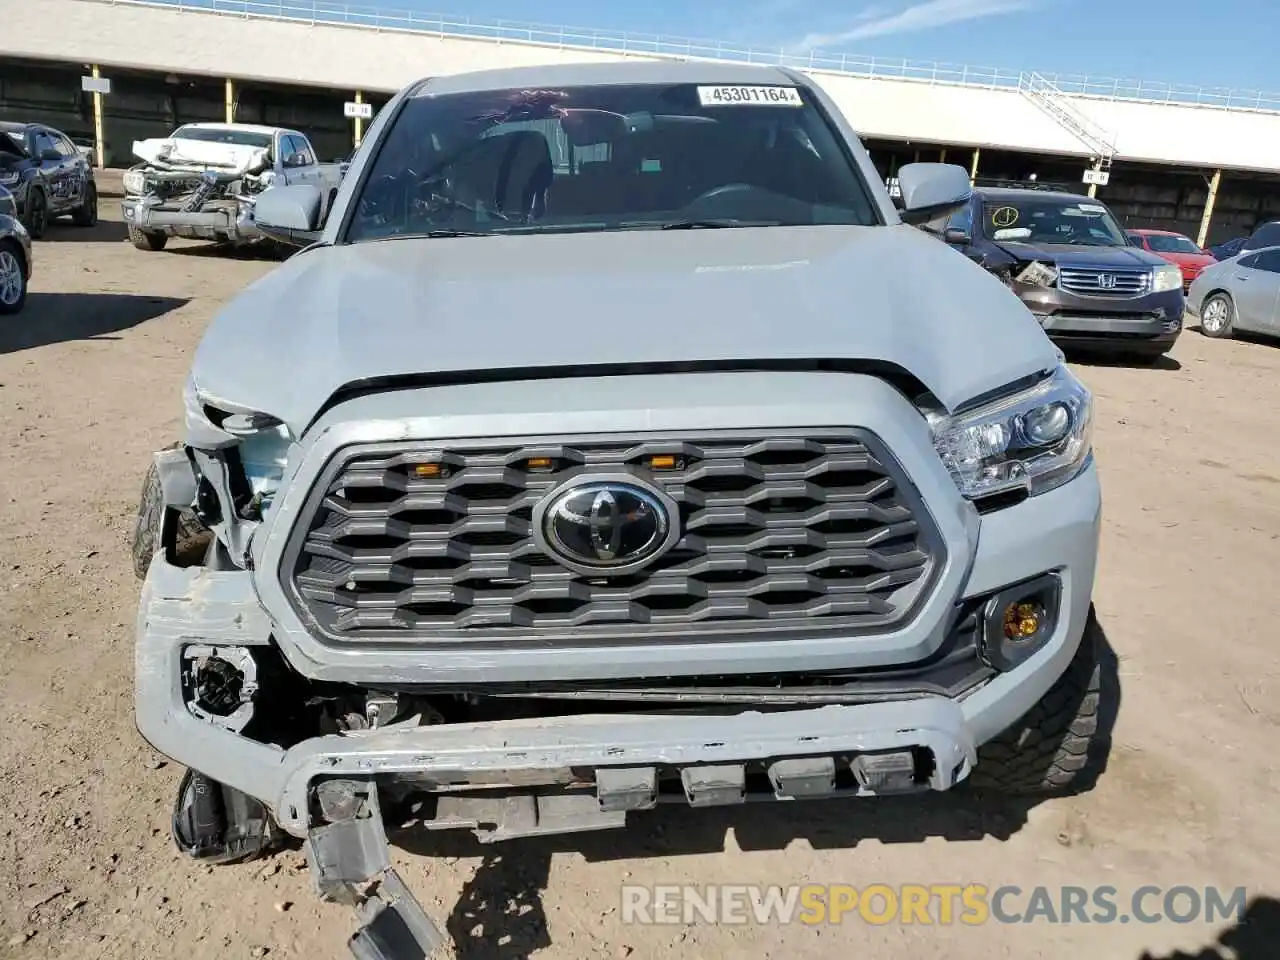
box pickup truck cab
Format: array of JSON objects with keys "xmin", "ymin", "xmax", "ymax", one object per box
[{"xmin": 120, "ymin": 123, "xmax": 342, "ymax": 251}]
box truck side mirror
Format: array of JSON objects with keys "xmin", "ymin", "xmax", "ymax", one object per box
[
  {"xmin": 896, "ymin": 163, "xmax": 972, "ymax": 225},
  {"xmin": 254, "ymin": 183, "xmax": 322, "ymax": 247}
]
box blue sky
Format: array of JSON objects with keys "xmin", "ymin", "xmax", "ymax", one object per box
[{"xmin": 386, "ymin": 0, "xmax": 1277, "ymax": 92}]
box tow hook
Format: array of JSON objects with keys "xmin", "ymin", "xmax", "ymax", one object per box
[{"xmin": 305, "ymin": 779, "xmax": 444, "ymax": 960}]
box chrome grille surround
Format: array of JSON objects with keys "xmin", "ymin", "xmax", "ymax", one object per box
[
  {"xmin": 280, "ymin": 429, "xmax": 946, "ymax": 647},
  {"xmin": 1057, "ymin": 267, "xmax": 1151, "ymax": 298}
]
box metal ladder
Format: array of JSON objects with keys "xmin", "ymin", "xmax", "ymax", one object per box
[{"xmin": 1018, "ymin": 71, "xmax": 1118, "ymax": 172}]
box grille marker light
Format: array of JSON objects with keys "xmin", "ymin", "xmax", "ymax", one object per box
[{"xmin": 648, "ymin": 455, "xmax": 678, "ymax": 470}]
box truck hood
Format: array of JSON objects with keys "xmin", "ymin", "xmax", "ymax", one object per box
[
  {"xmin": 191, "ymin": 224, "xmax": 1062, "ymax": 435},
  {"xmin": 133, "ymin": 136, "xmax": 268, "ymax": 175},
  {"xmin": 993, "ymin": 240, "xmax": 1165, "ymax": 269}
]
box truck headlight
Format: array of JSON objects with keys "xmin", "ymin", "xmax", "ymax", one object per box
[
  {"xmin": 1151, "ymin": 263, "xmax": 1183, "ymax": 293},
  {"xmin": 184, "ymin": 377, "xmax": 293, "ymax": 515},
  {"xmin": 122, "ymin": 169, "xmax": 146, "ymax": 195},
  {"xmin": 931, "ymin": 365, "xmax": 1093, "ymax": 500},
  {"xmin": 0, "ymin": 172, "xmax": 19, "ymax": 185}
]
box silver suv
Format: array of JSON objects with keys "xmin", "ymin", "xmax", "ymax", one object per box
[{"xmin": 132, "ymin": 61, "xmax": 1104, "ymax": 956}]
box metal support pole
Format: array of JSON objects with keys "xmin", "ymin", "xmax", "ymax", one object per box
[
  {"xmin": 969, "ymin": 147, "xmax": 980, "ymax": 183},
  {"xmin": 91, "ymin": 65, "xmax": 105, "ymax": 170},
  {"xmin": 225, "ymin": 78, "xmax": 236, "ymax": 124},
  {"xmin": 1197, "ymin": 169, "xmax": 1222, "ymax": 249},
  {"xmin": 354, "ymin": 90, "xmax": 364, "ymax": 148},
  {"xmin": 939, "ymin": 148, "xmax": 947, "ymax": 164}
]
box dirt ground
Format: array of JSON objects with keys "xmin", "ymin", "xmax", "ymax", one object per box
[{"xmin": 2, "ymin": 210, "xmax": 1279, "ymax": 960}]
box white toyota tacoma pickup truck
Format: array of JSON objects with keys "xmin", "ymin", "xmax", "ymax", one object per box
[
  {"xmin": 120, "ymin": 122, "xmax": 344, "ymax": 251},
  {"xmin": 132, "ymin": 61, "xmax": 1107, "ymax": 958}
]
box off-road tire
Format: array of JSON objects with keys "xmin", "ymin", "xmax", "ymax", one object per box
[
  {"xmin": 72, "ymin": 182, "xmax": 98, "ymax": 227},
  {"xmin": 128, "ymin": 225, "xmax": 168, "ymax": 251},
  {"xmin": 969, "ymin": 613, "xmax": 1112, "ymax": 795},
  {"xmin": 132, "ymin": 455, "xmax": 212, "ymax": 580},
  {"xmin": 23, "ymin": 188, "xmax": 47, "ymax": 240}
]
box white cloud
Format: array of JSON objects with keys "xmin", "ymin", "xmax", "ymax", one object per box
[{"xmin": 792, "ymin": 0, "xmax": 1034, "ymax": 50}]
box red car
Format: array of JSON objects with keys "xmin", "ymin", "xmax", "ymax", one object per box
[{"xmin": 1126, "ymin": 229, "xmax": 1216, "ymax": 291}]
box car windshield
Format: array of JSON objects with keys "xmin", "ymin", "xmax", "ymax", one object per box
[
  {"xmin": 981, "ymin": 197, "xmax": 1128, "ymax": 247},
  {"xmin": 1, "ymin": 132, "xmax": 27, "ymax": 156},
  {"xmin": 344, "ymin": 82, "xmax": 878, "ymax": 242},
  {"xmin": 173, "ymin": 126, "xmax": 273, "ymax": 148},
  {"xmin": 1144, "ymin": 233, "xmax": 1201, "ymax": 254}
]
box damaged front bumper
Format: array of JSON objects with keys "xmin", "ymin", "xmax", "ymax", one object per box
[
  {"xmin": 135, "ymin": 454, "xmax": 1099, "ymax": 956},
  {"xmin": 121, "ymin": 193, "xmax": 260, "ymax": 243}
]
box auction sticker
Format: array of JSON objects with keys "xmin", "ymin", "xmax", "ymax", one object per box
[
  {"xmin": 991, "ymin": 206, "xmax": 1020, "ymax": 228},
  {"xmin": 697, "ymin": 85, "xmax": 804, "ymax": 107}
]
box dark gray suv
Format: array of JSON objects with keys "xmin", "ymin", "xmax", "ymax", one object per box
[
  {"xmin": 941, "ymin": 187, "xmax": 1184, "ymax": 361},
  {"xmin": 0, "ymin": 121, "xmax": 99, "ymax": 238}
]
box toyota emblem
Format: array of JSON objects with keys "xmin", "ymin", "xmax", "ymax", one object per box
[{"xmin": 532, "ymin": 474, "xmax": 680, "ymax": 576}]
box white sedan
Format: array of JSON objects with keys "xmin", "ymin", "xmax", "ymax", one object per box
[{"xmin": 1187, "ymin": 245, "xmax": 1280, "ymax": 340}]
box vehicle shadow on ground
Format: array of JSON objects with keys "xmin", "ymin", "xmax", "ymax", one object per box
[
  {"xmin": 1197, "ymin": 326, "xmax": 1280, "ymax": 350},
  {"xmin": 391, "ymin": 610, "xmax": 1121, "ymax": 959},
  {"xmin": 0, "ymin": 293, "xmax": 188, "ymax": 354},
  {"xmin": 167, "ymin": 240, "xmax": 292, "ymax": 262},
  {"xmin": 1138, "ymin": 896, "xmax": 1280, "ymax": 959},
  {"xmin": 40, "ymin": 219, "xmax": 131, "ymax": 243},
  {"xmin": 1066, "ymin": 350, "xmax": 1183, "ymax": 371}
]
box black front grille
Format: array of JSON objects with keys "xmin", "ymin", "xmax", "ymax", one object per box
[{"xmin": 283, "ymin": 430, "xmax": 943, "ymax": 645}]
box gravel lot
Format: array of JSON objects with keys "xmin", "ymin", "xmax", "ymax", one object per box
[{"xmin": 1, "ymin": 209, "xmax": 1278, "ymax": 960}]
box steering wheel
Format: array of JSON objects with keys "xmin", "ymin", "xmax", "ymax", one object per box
[
  {"xmin": 358, "ymin": 170, "xmax": 417, "ymax": 224},
  {"xmin": 687, "ymin": 182, "xmax": 757, "ymax": 207}
]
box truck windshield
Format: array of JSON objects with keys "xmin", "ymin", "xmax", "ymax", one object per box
[
  {"xmin": 173, "ymin": 127, "xmax": 273, "ymax": 149},
  {"xmin": 981, "ymin": 197, "xmax": 1128, "ymax": 247},
  {"xmin": 344, "ymin": 82, "xmax": 878, "ymax": 242}
]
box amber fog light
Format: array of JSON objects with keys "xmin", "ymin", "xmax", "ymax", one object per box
[{"xmin": 980, "ymin": 574, "xmax": 1061, "ymax": 671}]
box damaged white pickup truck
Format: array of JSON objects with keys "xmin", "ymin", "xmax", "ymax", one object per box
[
  {"xmin": 120, "ymin": 123, "xmax": 344, "ymax": 251},
  {"xmin": 132, "ymin": 62, "xmax": 1107, "ymax": 958}
]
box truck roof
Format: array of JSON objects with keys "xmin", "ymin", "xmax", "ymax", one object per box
[
  {"xmin": 176, "ymin": 122, "xmax": 288, "ymax": 136},
  {"xmin": 412, "ymin": 60, "xmax": 800, "ymax": 97}
]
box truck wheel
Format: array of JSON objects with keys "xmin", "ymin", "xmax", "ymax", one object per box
[
  {"xmin": 72, "ymin": 182, "xmax": 98, "ymax": 227},
  {"xmin": 1198, "ymin": 293, "xmax": 1235, "ymax": 338},
  {"xmin": 23, "ymin": 188, "xmax": 47, "ymax": 239},
  {"xmin": 128, "ymin": 225, "xmax": 168, "ymax": 251},
  {"xmin": 132, "ymin": 457, "xmax": 212, "ymax": 580},
  {"xmin": 969, "ymin": 612, "xmax": 1113, "ymax": 796}
]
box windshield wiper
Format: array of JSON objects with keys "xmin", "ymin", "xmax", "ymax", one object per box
[
  {"xmin": 654, "ymin": 218, "xmax": 783, "ymax": 230},
  {"xmin": 370, "ymin": 229, "xmax": 492, "ymax": 241}
]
